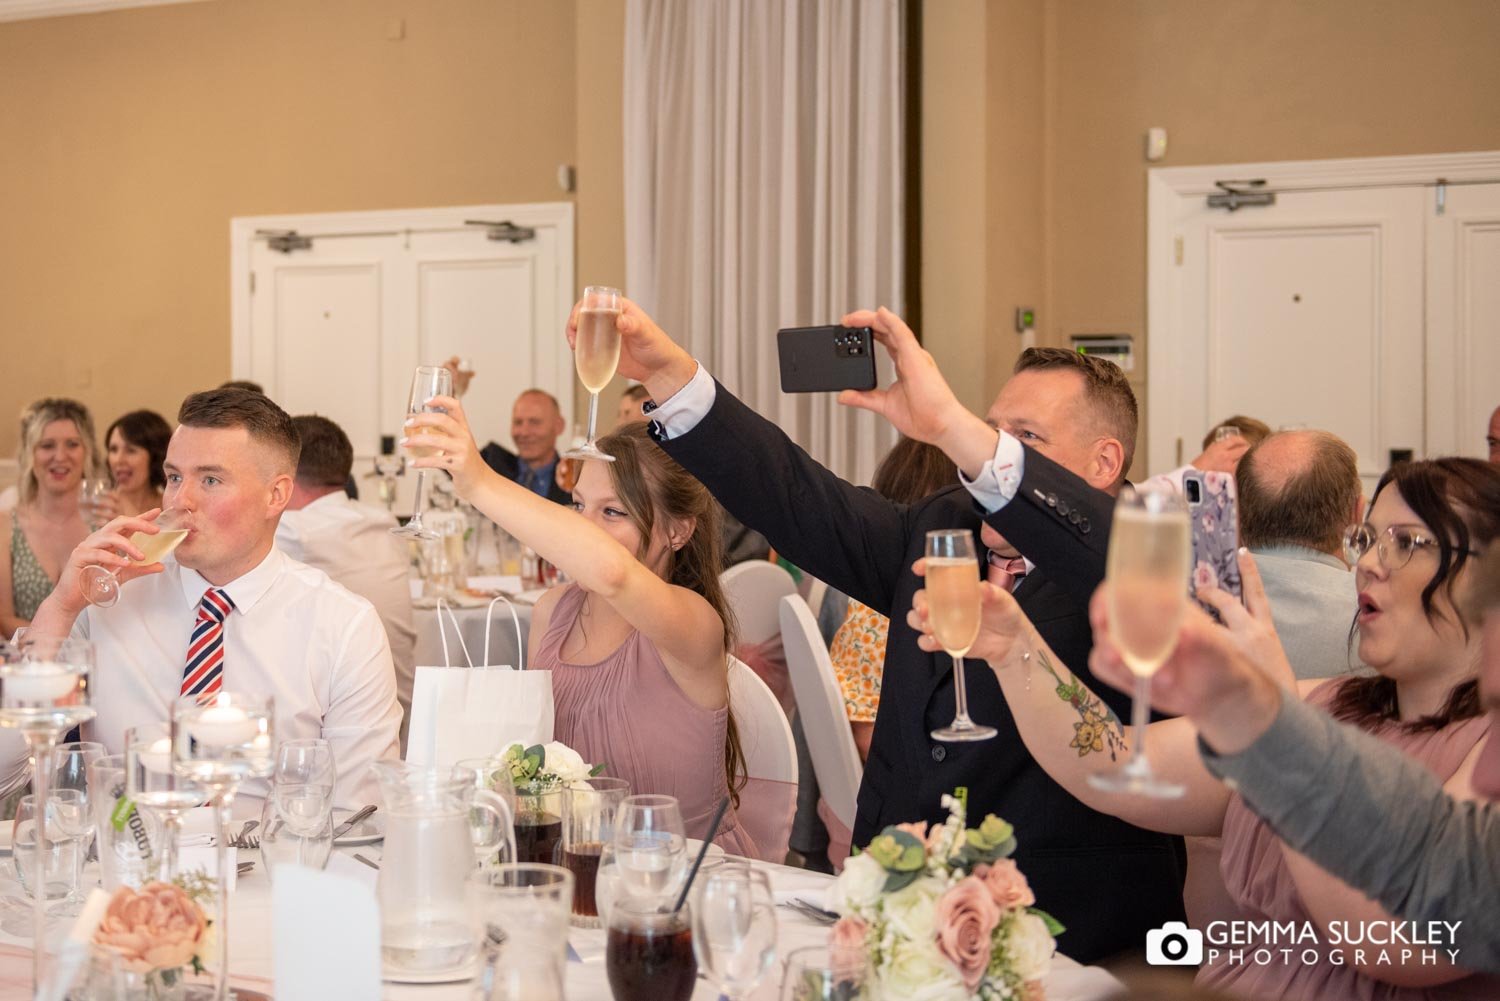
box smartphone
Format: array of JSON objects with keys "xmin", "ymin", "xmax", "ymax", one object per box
[
  {"xmin": 777, "ymin": 325, "xmax": 877, "ymax": 393},
  {"xmin": 1183, "ymin": 469, "xmax": 1243, "ymax": 615}
]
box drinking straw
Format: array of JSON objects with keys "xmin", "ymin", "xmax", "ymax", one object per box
[{"xmin": 672, "ymin": 795, "xmax": 729, "ymax": 913}]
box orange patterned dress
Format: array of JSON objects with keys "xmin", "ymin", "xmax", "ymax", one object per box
[{"xmin": 828, "ymin": 600, "xmax": 889, "ymax": 723}]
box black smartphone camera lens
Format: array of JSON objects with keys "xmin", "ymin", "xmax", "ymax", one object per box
[{"xmin": 1185, "ymin": 479, "xmax": 1202, "ymax": 504}]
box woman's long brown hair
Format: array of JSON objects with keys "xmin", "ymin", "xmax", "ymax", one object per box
[{"xmin": 597, "ymin": 423, "xmax": 746, "ymax": 806}]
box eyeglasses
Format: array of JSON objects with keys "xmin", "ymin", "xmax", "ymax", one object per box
[{"xmin": 1342, "ymin": 523, "xmax": 1478, "ymax": 571}]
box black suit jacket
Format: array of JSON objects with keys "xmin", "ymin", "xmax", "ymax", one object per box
[
  {"xmin": 658, "ymin": 383, "xmax": 1184, "ymax": 962},
  {"xmin": 480, "ymin": 442, "xmax": 572, "ymax": 506}
]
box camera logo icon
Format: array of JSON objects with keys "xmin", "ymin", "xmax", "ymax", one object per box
[{"xmin": 1146, "ymin": 922, "xmax": 1204, "ymax": 966}]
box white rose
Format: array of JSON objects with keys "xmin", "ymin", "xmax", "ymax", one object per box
[
  {"xmin": 882, "ymin": 877, "xmax": 943, "ymax": 944},
  {"xmin": 880, "ymin": 940, "xmax": 970, "ymax": 1001},
  {"xmin": 1004, "ymin": 911, "xmax": 1056, "ymax": 983},
  {"xmin": 830, "ymin": 852, "xmax": 887, "ymax": 912},
  {"xmin": 542, "ymin": 742, "xmax": 590, "ymax": 783}
]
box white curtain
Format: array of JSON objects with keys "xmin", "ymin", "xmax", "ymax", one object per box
[{"xmin": 623, "ymin": 0, "xmax": 905, "ymax": 484}]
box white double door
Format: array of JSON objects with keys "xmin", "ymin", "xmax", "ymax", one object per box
[
  {"xmin": 1149, "ymin": 155, "xmax": 1500, "ymax": 493},
  {"xmin": 231, "ymin": 204, "xmax": 575, "ymax": 507}
]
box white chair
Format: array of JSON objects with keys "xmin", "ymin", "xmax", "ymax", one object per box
[
  {"xmin": 721, "ymin": 560, "xmax": 798, "ymax": 645},
  {"xmin": 779, "ymin": 595, "xmax": 863, "ymax": 867},
  {"xmin": 728, "ymin": 656, "xmax": 798, "ymax": 863}
]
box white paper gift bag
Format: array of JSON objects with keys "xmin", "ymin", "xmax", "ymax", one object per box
[{"xmin": 405, "ymin": 596, "xmax": 553, "ymax": 768}]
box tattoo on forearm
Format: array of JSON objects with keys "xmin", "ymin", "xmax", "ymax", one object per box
[{"xmin": 1034, "ymin": 649, "xmax": 1126, "ymax": 760}]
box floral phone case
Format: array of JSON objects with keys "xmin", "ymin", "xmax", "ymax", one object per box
[{"xmin": 1183, "ymin": 469, "xmax": 1242, "ymax": 614}]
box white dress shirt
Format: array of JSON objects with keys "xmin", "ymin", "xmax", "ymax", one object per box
[
  {"xmin": 64, "ymin": 546, "xmax": 401, "ymax": 809},
  {"xmin": 275, "ymin": 492, "xmax": 417, "ymax": 751},
  {"xmin": 649, "ymin": 361, "xmax": 1028, "ymax": 510}
]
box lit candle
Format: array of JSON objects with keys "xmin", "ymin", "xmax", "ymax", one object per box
[
  {"xmin": 188, "ymin": 705, "xmax": 258, "ymax": 748},
  {"xmin": 136, "ymin": 737, "xmax": 173, "ymax": 774},
  {"xmin": 3, "ymin": 662, "xmax": 79, "ymax": 703}
]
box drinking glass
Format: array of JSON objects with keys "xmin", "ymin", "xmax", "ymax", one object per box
[
  {"xmin": 258, "ymin": 793, "xmax": 333, "ymax": 881},
  {"xmin": 79, "ymin": 479, "xmax": 111, "ymax": 530},
  {"xmin": 126, "ymin": 722, "xmax": 205, "ymax": 883},
  {"xmin": 780, "ymin": 944, "xmax": 868, "ymax": 1001},
  {"xmin": 0, "ymin": 635, "xmax": 95, "ymax": 990},
  {"xmin": 692, "ymin": 863, "xmax": 777, "ymax": 1001},
  {"xmin": 469, "ymin": 864, "xmax": 572, "ymax": 1001},
  {"xmin": 564, "ymin": 286, "xmax": 623, "ymax": 463},
  {"xmin": 562, "ymin": 776, "xmax": 630, "ymax": 927},
  {"xmin": 612, "ymin": 794, "xmax": 687, "ymax": 906},
  {"xmin": 90, "ymin": 753, "xmax": 155, "ymax": 891},
  {"xmin": 13, "ymin": 794, "xmax": 77, "ymax": 902},
  {"xmin": 392, "ymin": 364, "xmax": 455, "ymax": 540},
  {"xmin": 607, "ymin": 896, "xmax": 697, "ymax": 1001},
  {"xmin": 926, "ymin": 529, "xmax": 997, "ymax": 741},
  {"xmin": 51, "ymin": 740, "xmax": 105, "ymax": 914},
  {"xmin": 1087, "ymin": 485, "xmax": 1192, "ymax": 799},
  {"xmin": 456, "ymin": 757, "xmax": 518, "ymax": 867},
  {"xmin": 273, "ymin": 739, "xmax": 336, "ymax": 833},
  {"xmin": 80, "ymin": 507, "xmax": 191, "ymax": 608},
  {"xmin": 172, "ymin": 692, "xmax": 275, "ymax": 1001}
]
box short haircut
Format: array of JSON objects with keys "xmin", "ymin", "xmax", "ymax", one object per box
[
  {"xmin": 177, "ymin": 388, "xmax": 300, "ymax": 475},
  {"xmin": 1236, "ymin": 431, "xmax": 1361, "ymax": 553},
  {"xmin": 622, "ymin": 383, "xmax": 652, "ymax": 403},
  {"xmin": 515, "ymin": 388, "xmax": 562, "ymax": 415},
  {"xmin": 219, "ymin": 379, "xmax": 265, "ymax": 395},
  {"xmin": 104, "ymin": 410, "xmax": 172, "ymax": 491},
  {"xmin": 291, "ymin": 415, "xmax": 353, "ymax": 487},
  {"xmin": 1013, "ymin": 347, "xmax": 1138, "ymax": 472},
  {"xmin": 1202, "ymin": 415, "xmax": 1271, "ymax": 451},
  {"xmin": 17, "ymin": 398, "xmax": 97, "ymax": 506}
]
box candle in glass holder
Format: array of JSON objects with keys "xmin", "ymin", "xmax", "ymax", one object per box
[
  {"xmin": 2, "ymin": 663, "xmax": 80, "ymax": 703},
  {"xmin": 189, "ymin": 705, "xmax": 258, "ymax": 747},
  {"xmin": 138, "ymin": 737, "xmax": 173, "ymax": 773}
]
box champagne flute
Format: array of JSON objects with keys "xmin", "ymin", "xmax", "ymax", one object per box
[
  {"xmin": 926, "ymin": 529, "xmax": 997, "ymax": 742},
  {"xmin": 172, "ymin": 692, "xmax": 275, "ymax": 1001},
  {"xmin": 0, "ymin": 636, "xmax": 95, "ymax": 991},
  {"xmin": 564, "ymin": 286, "xmax": 623, "ymax": 463},
  {"xmin": 692, "ymin": 863, "xmax": 778, "ymax": 1001},
  {"xmin": 392, "ymin": 365, "xmax": 454, "ymax": 540},
  {"xmin": 1087, "ymin": 485, "xmax": 1192, "ymax": 798},
  {"xmin": 80, "ymin": 507, "xmax": 191, "ymax": 608},
  {"xmin": 79, "ymin": 479, "xmax": 111, "ymax": 531}
]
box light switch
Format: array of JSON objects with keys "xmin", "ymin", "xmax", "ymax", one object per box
[{"xmin": 1145, "ymin": 127, "xmax": 1168, "ymax": 162}]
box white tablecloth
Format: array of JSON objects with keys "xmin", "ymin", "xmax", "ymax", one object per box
[
  {"xmin": 0, "ymin": 845, "xmax": 1122, "ymax": 1001},
  {"xmin": 412, "ymin": 599, "xmax": 535, "ymax": 671}
]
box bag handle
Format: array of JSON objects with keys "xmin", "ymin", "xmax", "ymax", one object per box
[
  {"xmin": 435, "ymin": 597, "xmax": 478, "ymax": 669},
  {"xmin": 483, "ymin": 595, "xmax": 525, "ymax": 671}
]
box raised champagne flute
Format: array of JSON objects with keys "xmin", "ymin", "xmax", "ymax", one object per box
[
  {"xmin": 1087, "ymin": 485, "xmax": 1192, "ymax": 798},
  {"xmin": 927, "ymin": 529, "xmax": 996, "ymax": 742},
  {"xmin": 392, "ymin": 365, "xmax": 454, "ymax": 540},
  {"xmin": 172, "ymin": 692, "xmax": 275, "ymax": 1001},
  {"xmin": 0, "ymin": 636, "xmax": 96, "ymax": 992},
  {"xmin": 563, "ymin": 286, "xmax": 623, "ymax": 463},
  {"xmin": 80, "ymin": 507, "xmax": 191, "ymax": 607}
]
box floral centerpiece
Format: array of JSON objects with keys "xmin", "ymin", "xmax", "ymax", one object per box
[
  {"xmin": 827, "ymin": 794, "xmax": 1061, "ymax": 1001},
  {"xmin": 92, "ymin": 874, "xmax": 214, "ymax": 999},
  {"xmin": 499, "ymin": 741, "xmax": 603, "ymax": 865}
]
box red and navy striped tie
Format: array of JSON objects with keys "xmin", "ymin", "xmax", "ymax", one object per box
[{"xmin": 182, "ymin": 588, "xmax": 234, "ymax": 701}]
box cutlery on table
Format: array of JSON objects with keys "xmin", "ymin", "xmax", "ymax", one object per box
[
  {"xmin": 333, "ymin": 804, "xmax": 378, "ymax": 840},
  {"xmin": 353, "ymin": 853, "xmax": 380, "ymax": 870}
]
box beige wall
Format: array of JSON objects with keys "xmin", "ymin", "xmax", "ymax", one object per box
[{"xmin": 0, "ymin": 0, "xmax": 611, "ymax": 462}]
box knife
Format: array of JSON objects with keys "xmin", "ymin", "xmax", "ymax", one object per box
[{"xmin": 333, "ymin": 804, "xmax": 377, "ymax": 839}]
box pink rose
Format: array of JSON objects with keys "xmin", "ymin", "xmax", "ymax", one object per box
[
  {"xmin": 933, "ymin": 876, "xmax": 1000, "ymax": 990},
  {"xmin": 829, "ymin": 915, "xmax": 869, "ymax": 979},
  {"xmin": 894, "ymin": 821, "xmax": 929, "ymax": 843},
  {"xmin": 94, "ymin": 882, "xmax": 206, "ymax": 974},
  {"xmin": 974, "ymin": 859, "xmax": 1035, "ymax": 910}
]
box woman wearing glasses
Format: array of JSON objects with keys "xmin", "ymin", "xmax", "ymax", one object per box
[{"xmin": 909, "ymin": 457, "xmax": 1498, "ymax": 1000}]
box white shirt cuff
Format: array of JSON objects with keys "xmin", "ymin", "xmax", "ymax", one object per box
[
  {"xmin": 647, "ymin": 362, "xmax": 716, "ymax": 440},
  {"xmin": 958, "ymin": 429, "xmax": 1026, "ymax": 512}
]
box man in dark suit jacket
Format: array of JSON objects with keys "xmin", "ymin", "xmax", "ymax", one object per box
[
  {"xmin": 583, "ymin": 302, "xmax": 1185, "ymax": 962},
  {"xmin": 478, "ymin": 390, "xmax": 573, "ymax": 506}
]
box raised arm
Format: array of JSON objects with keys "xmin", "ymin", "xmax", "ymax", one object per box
[
  {"xmin": 907, "ymin": 569, "xmax": 1231, "ymax": 836},
  {"xmin": 405, "ymin": 398, "xmax": 728, "ymax": 683},
  {"xmin": 25, "ymin": 510, "xmax": 168, "ymax": 642}
]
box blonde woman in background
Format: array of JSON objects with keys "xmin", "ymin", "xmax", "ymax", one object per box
[{"xmin": 0, "ymin": 398, "xmax": 98, "ymax": 636}]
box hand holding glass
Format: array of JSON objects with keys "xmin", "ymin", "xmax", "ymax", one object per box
[
  {"xmin": 564, "ymin": 286, "xmax": 623, "ymax": 462},
  {"xmin": 392, "ymin": 365, "xmax": 454, "ymax": 540},
  {"xmin": 80, "ymin": 508, "xmax": 190, "ymax": 608}
]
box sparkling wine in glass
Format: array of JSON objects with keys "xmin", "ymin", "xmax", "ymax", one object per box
[
  {"xmin": 564, "ymin": 286, "xmax": 623, "ymax": 463},
  {"xmin": 0, "ymin": 636, "xmax": 95, "ymax": 992},
  {"xmin": 172, "ymin": 692, "xmax": 275, "ymax": 1001},
  {"xmin": 927, "ymin": 529, "xmax": 997, "ymax": 742},
  {"xmin": 692, "ymin": 863, "xmax": 778, "ymax": 1001},
  {"xmin": 1087, "ymin": 485, "xmax": 1192, "ymax": 799},
  {"xmin": 80, "ymin": 507, "xmax": 191, "ymax": 607},
  {"xmin": 79, "ymin": 479, "xmax": 111, "ymax": 531},
  {"xmin": 392, "ymin": 365, "xmax": 454, "ymax": 541}
]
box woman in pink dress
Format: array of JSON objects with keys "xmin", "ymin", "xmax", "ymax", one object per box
[
  {"xmin": 406, "ymin": 400, "xmax": 754, "ymax": 856},
  {"xmin": 906, "ymin": 457, "xmax": 1499, "ymax": 999}
]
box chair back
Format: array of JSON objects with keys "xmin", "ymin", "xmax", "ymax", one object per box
[
  {"xmin": 727, "ymin": 655, "xmax": 797, "ymax": 863},
  {"xmin": 721, "ymin": 560, "xmax": 798, "ymax": 644},
  {"xmin": 779, "ymin": 596, "xmax": 862, "ymax": 836}
]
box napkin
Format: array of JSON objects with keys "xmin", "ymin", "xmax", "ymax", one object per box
[{"xmin": 273, "ymin": 865, "xmax": 381, "ymax": 1001}]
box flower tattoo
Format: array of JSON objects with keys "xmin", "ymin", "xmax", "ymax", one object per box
[{"xmin": 1035, "ymin": 649, "xmax": 1126, "ymax": 759}]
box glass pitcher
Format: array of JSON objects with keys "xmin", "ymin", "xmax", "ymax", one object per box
[{"xmin": 374, "ymin": 761, "xmax": 516, "ymax": 977}]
